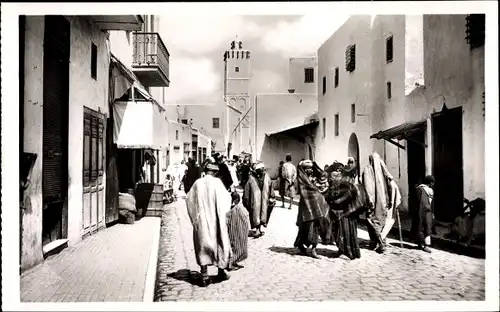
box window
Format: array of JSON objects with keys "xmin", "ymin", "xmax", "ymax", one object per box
[
  {"xmin": 386, "ymin": 36, "xmax": 393, "ymax": 63},
  {"xmin": 322, "ymin": 76, "xmax": 327, "ymax": 95},
  {"xmin": 83, "ymin": 107, "xmax": 105, "ymax": 188},
  {"xmin": 351, "ymin": 104, "xmax": 356, "ymax": 123},
  {"xmin": 181, "ymin": 119, "xmax": 188, "ymax": 124},
  {"xmin": 91, "ymin": 43, "xmax": 97, "ymax": 80},
  {"xmin": 235, "ymin": 66, "xmax": 240, "ymax": 73},
  {"xmin": 304, "ymin": 67, "xmax": 314, "ymax": 83},
  {"xmin": 345, "ymin": 44, "xmax": 356, "ymax": 72},
  {"xmin": 175, "ymin": 130, "xmax": 179, "ymax": 140},
  {"xmin": 334, "ymin": 114, "xmax": 339, "ymax": 136},
  {"xmin": 212, "ymin": 117, "xmax": 220, "ymax": 129},
  {"xmin": 322, "ymin": 118, "xmax": 326, "ymax": 138},
  {"xmin": 334, "ymin": 67, "xmax": 339, "ymax": 88},
  {"xmin": 387, "ymin": 81, "xmax": 392, "ymax": 100},
  {"xmin": 466, "ymin": 14, "xmax": 485, "ymax": 49}
]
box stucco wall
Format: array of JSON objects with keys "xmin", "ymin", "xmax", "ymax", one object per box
[
  {"xmin": 182, "ymin": 104, "xmax": 226, "ymax": 152},
  {"xmin": 315, "ymin": 16, "xmax": 374, "ymax": 170},
  {"xmin": 260, "ymin": 134, "xmax": 308, "ymax": 179},
  {"xmin": 254, "ymin": 94, "xmax": 317, "ymax": 161},
  {"xmin": 21, "ymin": 16, "xmax": 111, "ymax": 271},
  {"xmin": 22, "ymin": 16, "xmax": 46, "ymax": 271},
  {"xmin": 288, "ymin": 57, "xmax": 317, "ymax": 94}
]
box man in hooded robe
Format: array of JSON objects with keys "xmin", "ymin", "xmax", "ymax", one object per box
[
  {"xmin": 293, "ymin": 160, "xmax": 331, "ymax": 259},
  {"xmin": 185, "ymin": 161, "xmax": 232, "ymax": 287},
  {"xmin": 242, "ymin": 162, "xmax": 275, "ymax": 238},
  {"xmin": 184, "ymin": 158, "xmax": 202, "ymax": 193},
  {"xmin": 362, "ymin": 152, "xmax": 399, "ymax": 253},
  {"xmin": 214, "ymin": 153, "xmax": 234, "ymax": 191}
]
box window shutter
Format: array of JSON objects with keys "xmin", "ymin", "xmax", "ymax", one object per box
[
  {"xmin": 345, "ymin": 45, "xmax": 351, "ymax": 71},
  {"xmin": 465, "ymin": 14, "xmax": 485, "ymax": 49}
]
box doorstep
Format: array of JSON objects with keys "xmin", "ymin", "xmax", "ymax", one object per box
[{"xmin": 42, "ymin": 239, "xmax": 68, "ymax": 259}]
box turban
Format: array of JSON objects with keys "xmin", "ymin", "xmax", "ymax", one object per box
[{"xmin": 300, "ymin": 160, "xmax": 313, "ymax": 168}]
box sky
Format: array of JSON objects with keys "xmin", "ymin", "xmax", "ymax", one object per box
[{"xmin": 157, "ymin": 14, "xmax": 350, "ymax": 105}]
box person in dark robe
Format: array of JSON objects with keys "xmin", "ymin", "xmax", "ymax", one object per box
[
  {"xmin": 214, "ymin": 153, "xmax": 234, "ymax": 191},
  {"xmin": 412, "ymin": 175, "xmax": 435, "ymax": 253},
  {"xmin": 239, "ymin": 157, "xmax": 252, "ymax": 188},
  {"xmin": 243, "ymin": 163, "xmax": 275, "ymax": 238},
  {"xmin": 278, "ymin": 160, "xmax": 285, "ymax": 203},
  {"xmin": 293, "ymin": 160, "xmax": 331, "ymax": 259},
  {"xmin": 327, "ymin": 165, "xmax": 367, "ymax": 260},
  {"xmin": 184, "ymin": 158, "xmax": 202, "ymax": 194},
  {"xmin": 226, "ymin": 191, "xmax": 250, "ymax": 271}
]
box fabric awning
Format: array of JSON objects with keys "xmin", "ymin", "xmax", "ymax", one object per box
[
  {"xmin": 113, "ymin": 100, "xmax": 168, "ymax": 150},
  {"xmin": 370, "ymin": 120, "xmax": 427, "ymax": 149},
  {"xmin": 266, "ymin": 120, "xmax": 319, "ymax": 136}
]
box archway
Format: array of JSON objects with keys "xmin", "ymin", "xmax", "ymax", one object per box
[{"xmin": 348, "ymin": 133, "xmax": 360, "ymax": 174}]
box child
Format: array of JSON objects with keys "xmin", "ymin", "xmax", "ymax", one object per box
[{"xmin": 226, "ymin": 191, "xmax": 250, "ymax": 271}]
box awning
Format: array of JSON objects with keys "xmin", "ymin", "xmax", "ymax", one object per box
[
  {"xmin": 266, "ymin": 120, "xmax": 319, "ymax": 137},
  {"xmin": 370, "ymin": 120, "xmax": 427, "ymax": 149},
  {"xmin": 110, "ymin": 54, "xmax": 154, "ymax": 103},
  {"xmin": 113, "ymin": 101, "xmax": 168, "ymax": 150}
]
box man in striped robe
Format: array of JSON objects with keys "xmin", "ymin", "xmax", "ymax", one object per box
[{"xmin": 226, "ymin": 191, "xmax": 250, "ymax": 271}]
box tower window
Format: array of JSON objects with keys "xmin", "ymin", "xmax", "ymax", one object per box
[
  {"xmin": 465, "ymin": 14, "xmax": 485, "ymax": 49},
  {"xmin": 322, "ymin": 76, "xmax": 327, "ymax": 95},
  {"xmin": 345, "ymin": 44, "xmax": 356, "ymax": 72},
  {"xmin": 181, "ymin": 119, "xmax": 188, "ymax": 124},
  {"xmin": 351, "ymin": 104, "xmax": 355, "ymax": 123},
  {"xmin": 304, "ymin": 67, "xmax": 314, "ymax": 83},
  {"xmin": 212, "ymin": 118, "xmax": 220, "ymax": 129},
  {"xmin": 322, "ymin": 118, "xmax": 326, "ymax": 138},
  {"xmin": 91, "ymin": 43, "xmax": 97, "ymax": 80},
  {"xmin": 235, "ymin": 66, "xmax": 240, "ymax": 73},
  {"xmin": 175, "ymin": 130, "xmax": 179, "ymax": 140},
  {"xmin": 334, "ymin": 114, "xmax": 339, "ymax": 136},
  {"xmin": 387, "ymin": 81, "xmax": 392, "ymax": 100},
  {"xmin": 334, "ymin": 67, "xmax": 339, "ymax": 88},
  {"xmin": 386, "ymin": 36, "xmax": 393, "ymax": 63}
]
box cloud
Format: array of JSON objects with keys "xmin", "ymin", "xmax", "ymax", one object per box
[
  {"xmin": 260, "ymin": 14, "xmax": 350, "ymax": 57},
  {"xmin": 164, "ymin": 57, "xmax": 221, "ymax": 104},
  {"xmin": 159, "ymin": 15, "xmax": 263, "ymax": 56}
]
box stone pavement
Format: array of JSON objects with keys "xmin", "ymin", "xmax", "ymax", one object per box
[
  {"xmin": 20, "ymin": 217, "xmax": 161, "ymax": 302},
  {"xmin": 155, "ymin": 198, "xmax": 485, "ymax": 302}
]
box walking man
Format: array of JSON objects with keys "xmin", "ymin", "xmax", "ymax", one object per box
[
  {"xmin": 226, "ymin": 191, "xmax": 250, "ymax": 271},
  {"xmin": 281, "ymin": 154, "xmax": 297, "ymax": 209},
  {"xmin": 185, "ymin": 161, "xmax": 232, "ymax": 287},
  {"xmin": 413, "ymin": 175, "xmax": 435, "ymax": 253}
]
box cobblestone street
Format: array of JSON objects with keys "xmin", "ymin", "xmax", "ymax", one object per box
[{"xmin": 154, "ymin": 197, "xmax": 485, "ymax": 302}]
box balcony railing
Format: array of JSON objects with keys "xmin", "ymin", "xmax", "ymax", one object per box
[{"xmin": 132, "ymin": 32, "xmax": 170, "ymax": 87}]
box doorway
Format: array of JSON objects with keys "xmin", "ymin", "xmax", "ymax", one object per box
[
  {"xmin": 407, "ymin": 129, "xmax": 427, "ymax": 215},
  {"xmin": 348, "ymin": 133, "xmax": 360, "ymax": 175},
  {"xmin": 432, "ymin": 107, "xmax": 464, "ymax": 223},
  {"xmin": 42, "ymin": 16, "xmax": 70, "ymax": 246}
]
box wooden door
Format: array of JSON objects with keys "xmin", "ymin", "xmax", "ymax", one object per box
[{"xmin": 83, "ymin": 107, "xmax": 106, "ymax": 237}]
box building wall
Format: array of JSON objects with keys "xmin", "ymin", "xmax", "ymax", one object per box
[
  {"xmin": 21, "ymin": 16, "xmax": 110, "ymax": 271},
  {"xmin": 254, "ymin": 94, "xmax": 317, "ymax": 161},
  {"xmin": 288, "ymin": 57, "xmax": 317, "ymax": 94},
  {"xmin": 182, "ymin": 104, "xmax": 226, "ymax": 153},
  {"xmin": 260, "ymin": 134, "xmax": 308, "ymax": 179},
  {"xmin": 315, "ymin": 16, "xmax": 374, "ymax": 171}
]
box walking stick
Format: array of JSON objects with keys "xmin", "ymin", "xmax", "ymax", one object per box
[{"xmin": 396, "ymin": 208, "xmax": 404, "ymax": 248}]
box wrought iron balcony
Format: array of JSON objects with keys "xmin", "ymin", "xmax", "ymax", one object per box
[{"xmin": 132, "ymin": 32, "xmax": 170, "ymax": 87}]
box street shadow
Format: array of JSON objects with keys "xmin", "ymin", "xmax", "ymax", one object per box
[
  {"xmin": 166, "ymin": 269, "xmax": 226, "ymax": 288},
  {"xmin": 358, "ymin": 238, "xmax": 418, "ymax": 251},
  {"xmin": 269, "ymin": 246, "xmax": 341, "ymax": 259}
]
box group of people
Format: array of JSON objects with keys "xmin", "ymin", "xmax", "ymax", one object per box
[
  {"xmin": 184, "ymin": 153, "xmax": 276, "ymax": 287},
  {"xmin": 181, "ymin": 150, "xmax": 436, "ymax": 287},
  {"xmin": 289, "ymin": 152, "xmax": 435, "ymax": 260}
]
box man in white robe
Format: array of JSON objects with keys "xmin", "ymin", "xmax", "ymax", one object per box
[{"xmin": 186, "ymin": 162, "xmax": 232, "ymax": 287}]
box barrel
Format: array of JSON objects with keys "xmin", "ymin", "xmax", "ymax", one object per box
[{"xmin": 135, "ymin": 183, "xmax": 164, "ymax": 218}]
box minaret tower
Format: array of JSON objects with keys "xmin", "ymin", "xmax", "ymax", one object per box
[{"xmin": 223, "ymin": 36, "xmax": 251, "ymax": 158}]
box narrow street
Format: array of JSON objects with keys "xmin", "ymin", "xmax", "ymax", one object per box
[{"xmin": 154, "ymin": 197, "xmax": 485, "ymax": 301}]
